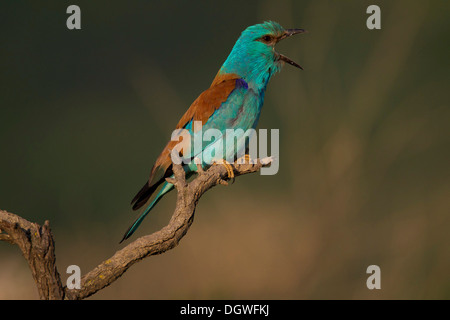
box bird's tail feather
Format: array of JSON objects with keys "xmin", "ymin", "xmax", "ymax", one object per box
[{"xmin": 120, "ymin": 181, "xmax": 174, "ymax": 243}]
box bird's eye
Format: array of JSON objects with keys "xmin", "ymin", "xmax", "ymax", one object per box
[
  {"xmin": 256, "ymin": 34, "xmax": 274, "ymax": 44},
  {"xmin": 262, "ymin": 35, "xmax": 272, "ymax": 42}
]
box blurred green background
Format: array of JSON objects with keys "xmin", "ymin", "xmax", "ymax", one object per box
[{"xmin": 1, "ymin": 0, "xmax": 449, "ymax": 299}]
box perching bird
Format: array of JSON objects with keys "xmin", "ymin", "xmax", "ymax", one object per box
[{"xmin": 121, "ymin": 21, "xmax": 305, "ymax": 242}]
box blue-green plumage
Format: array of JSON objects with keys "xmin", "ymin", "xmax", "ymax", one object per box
[{"xmin": 121, "ymin": 21, "xmax": 305, "ymax": 242}]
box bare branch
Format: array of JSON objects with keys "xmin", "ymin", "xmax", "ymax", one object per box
[
  {"xmin": 1, "ymin": 158, "xmax": 272, "ymax": 300},
  {"xmin": 0, "ymin": 211, "xmax": 64, "ymax": 299}
]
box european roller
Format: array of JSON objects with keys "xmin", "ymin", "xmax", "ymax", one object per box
[{"xmin": 121, "ymin": 21, "xmax": 305, "ymax": 242}]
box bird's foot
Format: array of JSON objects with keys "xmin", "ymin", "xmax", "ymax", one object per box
[
  {"xmin": 213, "ymin": 159, "xmax": 235, "ymax": 184},
  {"xmin": 236, "ymin": 154, "xmax": 252, "ymax": 164}
]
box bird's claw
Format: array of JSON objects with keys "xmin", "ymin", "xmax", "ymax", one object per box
[
  {"xmin": 236, "ymin": 154, "xmax": 253, "ymax": 164},
  {"xmin": 213, "ymin": 159, "xmax": 235, "ymax": 184}
]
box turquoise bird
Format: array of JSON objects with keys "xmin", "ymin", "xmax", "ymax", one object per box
[{"xmin": 121, "ymin": 21, "xmax": 305, "ymax": 242}]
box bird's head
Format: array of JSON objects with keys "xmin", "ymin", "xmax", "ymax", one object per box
[{"xmin": 220, "ymin": 21, "xmax": 306, "ymax": 88}]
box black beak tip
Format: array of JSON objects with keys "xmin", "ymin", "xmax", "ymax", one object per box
[{"xmin": 286, "ymin": 28, "xmax": 308, "ymax": 36}]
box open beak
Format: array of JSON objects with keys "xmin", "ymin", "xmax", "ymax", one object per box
[{"xmin": 277, "ymin": 29, "xmax": 306, "ymax": 70}]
